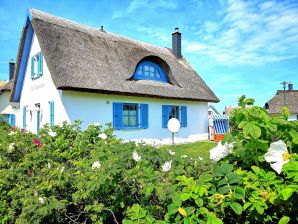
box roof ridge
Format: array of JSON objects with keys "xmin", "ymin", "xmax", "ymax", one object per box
[{"xmin": 30, "ymin": 9, "xmax": 172, "ymax": 56}]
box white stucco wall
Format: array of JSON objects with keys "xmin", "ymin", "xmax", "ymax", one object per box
[
  {"xmin": 62, "ymin": 91, "xmax": 209, "ymax": 144},
  {"xmin": 0, "ymin": 90, "xmax": 20, "ymax": 124},
  {"xmin": 19, "ymin": 34, "xmax": 69, "ymax": 133},
  {"xmin": 288, "ymin": 114, "xmax": 298, "ymax": 121},
  {"xmin": 0, "ymin": 91, "xmax": 10, "ymax": 113}
]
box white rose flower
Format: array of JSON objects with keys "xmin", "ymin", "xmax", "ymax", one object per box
[
  {"xmin": 132, "ymin": 150, "xmax": 141, "ymax": 162},
  {"xmin": 48, "ymin": 162, "xmax": 51, "ymax": 169},
  {"xmin": 182, "ymin": 155, "xmax": 188, "ymax": 158},
  {"xmin": 168, "ymin": 150, "xmax": 176, "ymax": 156},
  {"xmin": 9, "ymin": 143, "xmax": 15, "ymax": 150},
  {"xmin": 48, "ymin": 130, "xmax": 57, "ymax": 137},
  {"xmin": 98, "ymin": 133, "xmax": 107, "ymax": 140},
  {"xmin": 60, "ymin": 166, "xmax": 65, "ymax": 173},
  {"xmin": 162, "ymin": 160, "xmax": 172, "ymax": 172},
  {"xmin": 210, "ymin": 141, "xmax": 232, "ymax": 162},
  {"xmin": 9, "ymin": 131, "xmax": 15, "ymax": 136},
  {"xmin": 92, "ymin": 161, "xmax": 101, "ymax": 170},
  {"xmin": 264, "ymin": 140, "xmax": 290, "ymax": 174},
  {"xmin": 39, "ymin": 197, "xmax": 45, "ymax": 204},
  {"xmin": 8, "ymin": 143, "xmax": 15, "ymax": 153},
  {"xmin": 198, "ymin": 156, "xmax": 203, "ymax": 161}
]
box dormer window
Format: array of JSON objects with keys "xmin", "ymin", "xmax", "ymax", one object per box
[
  {"xmin": 31, "ymin": 51, "xmax": 43, "ymax": 79},
  {"xmin": 133, "ymin": 61, "xmax": 168, "ymax": 83}
]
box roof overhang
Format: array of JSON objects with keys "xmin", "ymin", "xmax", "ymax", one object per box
[{"xmin": 10, "ymin": 10, "xmax": 34, "ymax": 102}]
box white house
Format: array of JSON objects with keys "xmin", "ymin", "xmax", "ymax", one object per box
[
  {"xmin": 0, "ymin": 61, "xmax": 19, "ymax": 126},
  {"xmin": 208, "ymin": 105, "xmax": 220, "ymax": 119},
  {"xmin": 11, "ymin": 9, "xmax": 219, "ymax": 144},
  {"xmin": 264, "ymin": 83, "xmax": 298, "ymax": 121}
]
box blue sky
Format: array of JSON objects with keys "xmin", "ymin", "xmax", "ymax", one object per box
[{"xmin": 0, "ymin": 0, "xmax": 297, "ymax": 112}]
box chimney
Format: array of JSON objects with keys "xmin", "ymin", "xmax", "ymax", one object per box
[
  {"xmin": 9, "ymin": 59, "xmax": 15, "ymax": 81},
  {"xmin": 172, "ymin": 27, "xmax": 182, "ymax": 58},
  {"xmin": 288, "ymin": 82, "xmax": 293, "ymax": 91}
]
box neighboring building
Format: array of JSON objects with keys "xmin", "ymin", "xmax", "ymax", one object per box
[
  {"xmin": 0, "ymin": 80, "xmax": 6, "ymax": 87},
  {"xmin": 224, "ymin": 105, "xmax": 254, "ymax": 117},
  {"xmin": 11, "ymin": 9, "xmax": 219, "ymax": 144},
  {"xmin": 208, "ymin": 105, "xmax": 220, "ymax": 118},
  {"xmin": 224, "ymin": 106, "xmax": 241, "ymax": 117},
  {"xmin": 264, "ymin": 83, "xmax": 298, "ymax": 121},
  {"xmin": 0, "ymin": 61, "xmax": 19, "ymax": 126}
]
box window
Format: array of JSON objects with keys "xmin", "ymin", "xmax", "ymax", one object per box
[
  {"xmin": 208, "ymin": 111, "xmax": 212, "ymax": 116},
  {"xmin": 133, "ymin": 61, "xmax": 168, "ymax": 83},
  {"xmin": 8, "ymin": 114, "xmax": 15, "ymax": 127},
  {"xmin": 123, "ymin": 104, "xmax": 138, "ymax": 128},
  {"xmin": 265, "ymin": 103, "xmax": 269, "ymax": 110},
  {"xmin": 0, "ymin": 114, "xmax": 15, "ymax": 127},
  {"xmin": 1, "ymin": 114, "xmax": 10, "ymax": 123},
  {"xmin": 31, "ymin": 51, "xmax": 43, "ymax": 79},
  {"xmin": 162, "ymin": 105, "xmax": 187, "ymax": 128},
  {"xmin": 113, "ymin": 102, "xmax": 148, "ymax": 129}
]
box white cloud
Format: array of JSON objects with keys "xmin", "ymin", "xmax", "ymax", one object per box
[
  {"xmin": 113, "ymin": 0, "xmax": 178, "ymax": 19},
  {"xmin": 185, "ymin": 0, "xmax": 298, "ymax": 66},
  {"xmin": 136, "ymin": 26, "xmax": 171, "ymax": 46}
]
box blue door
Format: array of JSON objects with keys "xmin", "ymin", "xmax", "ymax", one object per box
[{"xmin": 37, "ymin": 111, "xmax": 40, "ymax": 133}]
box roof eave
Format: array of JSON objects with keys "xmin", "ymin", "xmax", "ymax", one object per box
[{"xmin": 58, "ymin": 87, "xmax": 220, "ymax": 103}]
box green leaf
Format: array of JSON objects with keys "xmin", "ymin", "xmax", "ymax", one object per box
[
  {"xmin": 214, "ymin": 163, "xmax": 234, "ymax": 177},
  {"xmin": 281, "ymin": 188, "xmax": 293, "ymax": 200},
  {"xmin": 251, "ymin": 166, "xmax": 260, "ymax": 174},
  {"xmin": 238, "ymin": 121, "xmax": 248, "ymax": 129},
  {"xmin": 230, "ymin": 202, "xmax": 242, "ymax": 215},
  {"xmin": 226, "ymin": 173, "xmax": 241, "ymax": 184},
  {"xmin": 195, "ymin": 198, "xmax": 203, "ymax": 207},
  {"xmin": 234, "ymin": 186, "xmax": 245, "ymax": 199},
  {"xmin": 180, "ymin": 193, "xmax": 191, "ymax": 201},
  {"xmin": 278, "ymin": 216, "xmax": 290, "ymax": 224},
  {"xmin": 243, "ymin": 123, "xmax": 261, "ymax": 139}
]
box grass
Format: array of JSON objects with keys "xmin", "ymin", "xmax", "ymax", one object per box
[{"xmin": 160, "ymin": 141, "xmax": 217, "ymax": 160}]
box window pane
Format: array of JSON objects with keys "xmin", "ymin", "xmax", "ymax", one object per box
[
  {"xmin": 149, "ymin": 66, "xmax": 154, "ymax": 72},
  {"xmin": 144, "ymin": 71, "xmax": 150, "ymax": 77},
  {"xmin": 123, "ymin": 116, "xmax": 129, "ymax": 127},
  {"xmin": 144, "ymin": 65, "xmax": 150, "ymax": 72},
  {"xmin": 137, "ymin": 66, "xmax": 143, "ymax": 75},
  {"xmin": 156, "ymin": 69, "xmax": 161, "ymax": 78},
  {"xmin": 129, "ymin": 116, "xmax": 137, "ymax": 126},
  {"xmin": 169, "ymin": 106, "xmax": 179, "ymax": 119}
]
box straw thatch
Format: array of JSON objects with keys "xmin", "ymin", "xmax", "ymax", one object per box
[
  {"xmin": 13, "ymin": 9, "xmax": 219, "ymax": 102},
  {"xmin": 265, "ymin": 90, "xmax": 298, "ymax": 114}
]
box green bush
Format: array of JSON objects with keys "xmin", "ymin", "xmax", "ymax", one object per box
[
  {"xmin": 0, "ymin": 121, "xmax": 212, "ymax": 223},
  {"xmin": 1, "ymin": 97, "xmax": 298, "ymax": 223}
]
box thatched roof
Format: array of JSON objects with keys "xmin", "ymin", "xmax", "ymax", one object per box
[
  {"xmin": 0, "ymin": 81, "xmax": 12, "ymax": 92},
  {"xmin": 265, "ymin": 90, "xmax": 298, "ymax": 114},
  {"xmin": 12, "ymin": 9, "xmax": 218, "ymax": 102}
]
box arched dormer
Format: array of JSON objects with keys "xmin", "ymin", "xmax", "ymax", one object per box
[
  {"xmin": 133, "ymin": 61, "xmax": 168, "ymax": 83},
  {"xmin": 265, "ymin": 103, "xmax": 269, "ymax": 110}
]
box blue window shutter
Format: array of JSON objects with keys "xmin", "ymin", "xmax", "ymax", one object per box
[
  {"xmin": 162, "ymin": 105, "xmax": 169, "ymax": 128},
  {"xmin": 113, "ymin": 102, "xmax": 123, "ymax": 129},
  {"xmin": 31, "ymin": 56, "xmax": 34, "ymax": 79},
  {"xmin": 140, "ymin": 104, "xmax": 148, "ymax": 129},
  {"xmin": 38, "ymin": 52, "xmax": 43, "ymax": 76},
  {"xmin": 9, "ymin": 114, "xmax": 15, "ymax": 127},
  {"xmin": 181, "ymin": 106, "xmax": 187, "ymax": 127},
  {"xmin": 49, "ymin": 101, "xmax": 54, "ymax": 127},
  {"xmin": 23, "ymin": 106, "xmax": 26, "ymax": 129}
]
